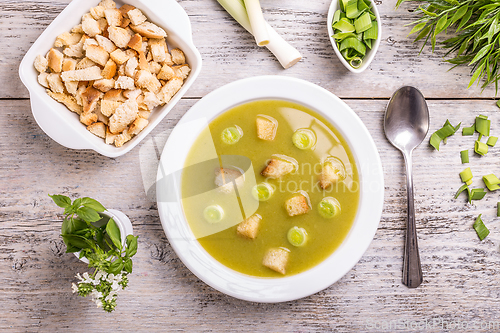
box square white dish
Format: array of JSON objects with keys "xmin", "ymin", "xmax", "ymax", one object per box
[{"xmin": 19, "ymin": 0, "xmax": 202, "ymax": 158}]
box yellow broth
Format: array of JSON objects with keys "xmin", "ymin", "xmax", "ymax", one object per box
[{"xmin": 181, "ymin": 100, "xmax": 359, "ymax": 277}]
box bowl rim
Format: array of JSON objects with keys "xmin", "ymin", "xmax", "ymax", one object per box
[
  {"xmin": 156, "ymin": 75, "xmax": 384, "ymax": 303},
  {"xmin": 18, "ymin": 0, "xmax": 202, "ymax": 158},
  {"xmin": 327, "ymin": 0, "xmax": 382, "ymax": 74}
]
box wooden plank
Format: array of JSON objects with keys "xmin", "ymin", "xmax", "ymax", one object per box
[
  {"xmin": 1, "ymin": 98, "xmax": 500, "ymax": 331},
  {"xmin": 1, "ymin": 0, "xmax": 498, "ymax": 99}
]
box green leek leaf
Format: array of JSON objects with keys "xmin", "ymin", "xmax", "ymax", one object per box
[{"xmin": 473, "ymin": 214, "xmax": 489, "ymax": 241}]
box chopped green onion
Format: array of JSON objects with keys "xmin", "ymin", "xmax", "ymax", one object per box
[
  {"xmin": 350, "ymin": 57, "xmax": 363, "ymax": 68},
  {"xmin": 429, "ymin": 120, "xmax": 461, "ymax": 150},
  {"xmin": 475, "ymin": 140, "xmax": 488, "ymax": 156},
  {"xmin": 460, "ymin": 150, "xmax": 469, "ymax": 164},
  {"xmin": 358, "ymin": 0, "xmax": 370, "ymax": 13},
  {"xmin": 333, "ymin": 9, "xmax": 342, "ymax": 24},
  {"xmin": 221, "ymin": 125, "xmax": 243, "ymax": 144},
  {"xmin": 462, "ymin": 124, "xmax": 475, "ymax": 136},
  {"xmin": 251, "ymin": 183, "xmax": 274, "ymax": 201},
  {"xmin": 363, "ymin": 22, "xmax": 378, "ymax": 40},
  {"xmin": 332, "ymin": 18, "xmax": 355, "ymax": 33},
  {"xmin": 287, "ymin": 226, "xmax": 307, "ymax": 247},
  {"xmin": 340, "ymin": 37, "xmax": 366, "ymax": 56},
  {"xmin": 354, "ymin": 12, "xmax": 372, "ymax": 33},
  {"xmin": 346, "ymin": 0, "xmax": 360, "ymax": 19},
  {"xmin": 482, "ymin": 174, "xmax": 500, "ymax": 191},
  {"xmin": 292, "ymin": 129, "xmax": 316, "ymax": 150},
  {"xmin": 364, "ymin": 38, "xmax": 372, "ymax": 49},
  {"xmin": 454, "ymin": 184, "xmax": 469, "ymax": 199},
  {"xmin": 203, "ymin": 205, "xmax": 224, "ymax": 223},
  {"xmin": 497, "ymin": 202, "xmax": 500, "ymax": 217},
  {"xmin": 469, "ymin": 188, "xmax": 486, "ymax": 203},
  {"xmin": 496, "ymin": 100, "xmax": 500, "ymax": 109},
  {"xmin": 332, "ymin": 32, "xmax": 357, "ymax": 41},
  {"xmin": 487, "ymin": 136, "xmax": 498, "ymax": 147},
  {"xmin": 459, "ymin": 167, "xmax": 473, "ymax": 183},
  {"xmin": 317, "ymin": 197, "xmax": 341, "ymax": 218},
  {"xmin": 475, "ymin": 115, "xmax": 490, "ymax": 137},
  {"xmin": 466, "ymin": 179, "xmax": 473, "ymax": 186},
  {"xmin": 473, "ymin": 214, "xmax": 490, "ymax": 240}
]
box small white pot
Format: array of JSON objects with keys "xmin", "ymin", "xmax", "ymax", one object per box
[{"xmin": 74, "ymin": 209, "xmax": 133, "ymax": 264}]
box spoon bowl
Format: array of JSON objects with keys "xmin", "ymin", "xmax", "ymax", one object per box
[{"xmin": 384, "ymin": 86, "xmax": 429, "ymax": 288}]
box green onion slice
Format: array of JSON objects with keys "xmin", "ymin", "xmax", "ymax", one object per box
[
  {"xmin": 462, "ymin": 123, "xmax": 475, "ymax": 136},
  {"xmin": 454, "ymin": 184, "xmax": 469, "ymax": 199},
  {"xmin": 354, "ymin": 12, "xmax": 372, "ymax": 33},
  {"xmin": 332, "ymin": 32, "xmax": 358, "ymax": 41},
  {"xmin": 482, "ymin": 174, "xmax": 500, "ymax": 191},
  {"xmin": 363, "ymin": 22, "xmax": 378, "ymax": 40},
  {"xmin": 292, "ymin": 129, "xmax": 316, "ymax": 150},
  {"xmin": 459, "ymin": 167, "xmax": 473, "ymax": 183},
  {"xmin": 221, "ymin": 125, "xmax": 243, "ymax": 144},
  {"xmin": 340, "ymin": 37, "xmax": 366, "ymax": 56},
  {"xmin": 252, "ymin": 183, "xmax": 274, "ymax": 201},
  {"xmin": 332, "ymin": 18, "xmax": 355, "ymax": 33},
  {"xmin": 487, "ymin": 136, "xmax": 498, "ymax": 147},
  {"xmin": 350, "ymin": 57, "xmax": 363, "ymax": 68},
  {"xmin": 475, "ymin": 115, "xmax": 490, "ymax": 137},
  {"xmin": 475, "ymin": 140, "xmax": 488, "ymax": 156},
  {"xmin": 333, "ymin": 9, "xmax": 342, "ymax": 24},
  {"xmin": 469, "ymin": 188, "xmax": 486, "ymax": 203},
  {"xmin": 496, "ymin": 100, "xmax": 500, "ymax": 109},
  {"xmin": 203, "ymin": 205, "xmax": 224, "ymax": 223},
  {"xmin": 497, "ymin": 202, "xmax": 500, "ymax": 217},
  {"xmin": 429, "ymin": 119, "xmax": 461, "ymax": 150},
  {"xmin": 460, "ymin": 150, "xmax": 469, "ymax": 164},
  {"xmin": 287, "ymin": 226, "xmax": 308, "ymax": 247},
  {"xmin": 317, "ymin": 197, "xmax": 341, "ymax": 218},
  {"xmin": 473, "ymin": 214, "xmax": 490, "ymax": 241},
  {"xmin": 346, "ymin": 0, "xmax": 360, "ymax": 19}
]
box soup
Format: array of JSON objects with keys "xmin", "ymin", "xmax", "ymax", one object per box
[{"xmin": 181, "ymin": 100, "xmax": 359, "ymax": 277}]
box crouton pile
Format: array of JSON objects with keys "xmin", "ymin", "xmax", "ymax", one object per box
[{"xmin": 34, "ymin": 0, "xmax": 190, "ymax": 147}]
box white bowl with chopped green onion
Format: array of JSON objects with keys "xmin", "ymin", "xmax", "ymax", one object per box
[{"xmin": 327, "ymin": 0, "xmax": 382, "ymax": 73}]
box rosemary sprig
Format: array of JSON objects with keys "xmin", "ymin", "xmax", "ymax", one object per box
[{"xmin": 397, "ymin": 0, "xmax": 500, "ymax": 92}]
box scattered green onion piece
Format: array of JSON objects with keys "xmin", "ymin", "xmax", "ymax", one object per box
[
  {"xmin": 350, "ymin": 57, "xmax": 363, "ymax": 68},
  {"xmin": 346, "ymin": 0, "xmax": 360, "ymax": 19},
  {"xmin": 364, "ymin": 38, "xmax": 372, "ymax": 49},
  {"xmin": 478, "ymin": 134, "xmax": 483, "ymax": 141},
  {"xmin": 363, "ymin": 22, "xmax": 378, "ymax": 40},
  {"xmin": 475, "ymin": 140, "xmax": 488, "ymax": 156},
  {"xmin": 482, "ymin": 174, "xmax": 500, "ymax": 191},
  {"xmin": 251, "ymin": 183, "xmax": 274, "ymax": 201},
  {"xmin": 287, "ymin": 226, "xmax": 308, "ymax": 247},
  {"xmin": 473, "ymin": 214, "xmax": 490, "ymax": 241},
  {"xmin": 497, "ymin": 202, "xmax": 500, "ymax": 217},
  {"xmin": 469, "ymin": 188, "xmax": 486, "ymax": 203},
  {"xmin": 454, "ymin": 184, "xmax": 469, "ymax": 199},
  {"xmin": 203, "ymin": 205, "xmax": 224, "ymax": 223},
  {"xmin": 340, "ymin": 37, "xmax": 366, "ymax": 56},
  {"xmin": 496, "ymin": 100, "xmax": 500, "ymax": 109},
  {"xmin": 475, "ymin": 115, "xmax": 490, "ymax": 137},
  {"xmin": 340, "ymin": 0, "xmax": 350, "ymax": 11},
  {"xmin": 459, "ymin": 167, "xmax": 473, "ymax": 183},
  {"xmin": 332, "ymin": 32, "xmax": 358, "ymax": 41},
  {"xmin": 487, "ymin": 136, "xmax": 498, "ymax": 147},
  {"xmin": 333, "ymin": 9, "xmax": 342, "ymax": 24},
  {"xmin": 462, "ymin": 124, "xmax": 475, "ymax": 136},
  {"xmin": 318, "ymin": 197, "xmax": 341, "ymax": 218},
  {"xmin": 429, "ymin": 119, "xmax": 461, "ymax": 150},
  {"xmin": 354, "ymin": 12, "xmax": 372, "ymax": 33},
  {"xmin": 466, "ymin": 179, "xmax": 473, "ymax": 186},
  {"xmin": 332, "ymin": 18, "xmax": 355, "ymax": 33},
  {"xmin": 221, "ymin": 126, "xmax": 243, "ymax": 144},
  {"xmin": 460, "ymin": 150, "xmax": 469, "ymax": 164},
  {"xmin": 292, "ymin": 129, "xmax": 316, "ymax": 150}
]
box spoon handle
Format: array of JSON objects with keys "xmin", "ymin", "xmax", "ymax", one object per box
[{"xmin": 402, "ymin": 151, "xmax": 423, "ymax": 288}]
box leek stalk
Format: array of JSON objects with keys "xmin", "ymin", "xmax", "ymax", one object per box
[{"xmin": 243, "ymin": 0, "xmax": 270, "ymax": 46}]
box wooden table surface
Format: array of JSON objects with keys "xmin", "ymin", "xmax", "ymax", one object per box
[{"xmin": 2, "ymin": 0, "xmax": 500, "ymax": 332}]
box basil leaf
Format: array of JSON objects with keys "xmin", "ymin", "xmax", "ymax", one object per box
[
  {"xmin": 61, "ymin": 234, "xmax": 94, "ymax": 250},
  {"xmin": 61, "ymin": 217, "xmax": 88, "ymax": 235},
  {"xmin": 76, "ymin": 206, "xmax": 101, "ymax": 223},
  {"xmin": 65, "ymin": 244, "xmax": 81, "ymax": 253},
  {"xmin": 108, "ymin": 259, "xmax": 124, "ymax": 275},
  {"xmin": 81, "ymin": 197, "xmax": 106, "ymax": 212},
  {"xmin": 106, "ymin": 218, "xmax": 122, "ymax": 250},
  {"xmin": 126, "ymin": 235, "xmax": 138, "ymax": 257},
  {"xmin": 124, "ymin": 258, "xmax": 133, "ymax": 273},
  {"xmin": 49, "ymin": 194, "xmax": 71, "ymax": 209}
]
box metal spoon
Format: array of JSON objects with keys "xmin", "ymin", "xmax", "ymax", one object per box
[{"xmin": 384, "ymin": 86, "xmax": 429, "ymax": 288}]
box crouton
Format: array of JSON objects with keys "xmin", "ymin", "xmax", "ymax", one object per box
[
  {"xmin": 127, "ymin": 8, "xmax": 147, "ymax": 26},
  {"xmin": 110, "ymin": 48, "xmax": 130, "ymax": 65},
  {"xmin": 237, "ymin": 214, "xmax": 261, "ymax": 239},
  {"xmin": 157, "ymin": 77, "xmax": 182, "ymax": 104},
  {"xmin": 80, "ymin": 112, "xmax": 97, "ymax": 126},
  {"xmin": 93, "ymin": 79, "xmax": 115, "ymax": 92},
  {"xmin": 262, "ymin": 248, "xmax": 289, "ymax": 275},
  {"xmin": 100, "ymin": 100, "xmax": 122, "ymax": 117},
  {"xmin": 138, "ymin": 110, "xmax": 151, "ymax": 119},
  {"xmin": 97, "ymin": 18, "xmax": 108, "ymax": 34},
  {"xmin": 108, "ymin": 26, "xmax": 131, "ymax": 48},
  {"xmin": 95, "ymin": 35, "xmax": 116, "ymax": 53},
  {"xmin": 38, "ymin": 72, "xmax": 50, "ymax": 88},
  {"xmin": 123, "ymin": 88, "xmax": 142, "ymax": 100},
  {"xmin": 105, "ymin": 127, "xmax": 118, "ymax": 144},
  {"xmin": 61, "ymin": 66, "xmax": 102, "ymax": 82},
  {"xmin": 261, "ymin": 158, "xmax": 294, "ymax": 179},
  {"xmin": 163, "ymin": 52, "xmax": 174, "ymax": 66},
  {"xmin": 90, "ymin": 6, "xmax": 106, "ymax": 19},
  {"xmin": 65, "ymin": 80, "xmax": 79, "ymax": 96},
  {"xmin": 104, "ymin": 8, "xmax": 122, "ymax": 27},
  {"xmin": 148, "ymin": 38, "xmax": 167, "ymax": 63},
  {"xmin": 125, "ymin": 57, "xmax": 138, "ymax": 77},
  {"xmin": 63, "ymin": 36, "xmax": 86, "ymax": 58},
  {"xmin": 109, "ymin": 99, "xmax": 138, "ymax": 133},
  {"xmin": 76, "ymin": 57, "xmax": 97, "ymax": 70},
  {"xmin": 87, "ymin": 122, "xmax": 106, "ymax": 138},
  {"xmin": 319, "ymin": 161, "xmax": 345, "ymax": 189},
  {"xmin": 142, "ymin": 91, "xmax": 160, "ymax": 110},
  {"xmin": 128, "ymin": 117, "xmax": 149, "ymax": 135},
  {"xmin": 256, "ymin": 116, "xmax": 278, "ymax": 140},
  {"xmin": 171, "ymin": 48, "xmax": 185, "ymax": 65},
  {"xmin": 75, "ymin": 83, "xmax": 87, "ymax": 106},
  {"xmin": 47, "ymin": 48, "xmax": 64, "ymax": 73},
  {"xmin": 114, "ymin": 129, "xmax": 132, "ymax": 147},
  {"xmin": 285, "ymin": 195, "xmax": 310, "ymax": 216},
  {"xmin": 102, "ymin": 59, "xmax": 117, "ymax": 79},
  {"xmin": 95, "ymin": 104, "xmax": 109, "ymax": 125},
  {"xmin": 103, "ymin": 89, "xmax": 126, "ymax": 102},
  {"xmin": 119, "ymin": 4, "xmax": 136, "ymax": 16},
  {"xmin": 47, "ymin": 90, "xmax": 82, "ymax": 115},
  {"xmin": 54, "ymin": 32, "xmax": 82, "ymax": 47},
  {"xmin": 62, "ymin": 58, "xmax": 77, "ymax": 72},
  {"xmin": 115, "ymin": 76, "xmax": 135, "ymax": 90},
  {"xmin": 135, "ymin": 70, "xmax": 161, "ymax": 93},
  {"xmin": 157, "ymin": 64, "xmax": 175, "ymax": 81},
  {"xmin": 82, "ymin": 15, "xmax": 101, "ymax": 37},
  {"xmin": 85, "ymin": 45, "xmax": 109, "ymax": 66},
  {"xmin": 71, "ymin": 24, "xmax": 84, "ymax": 34},
  {"xmin": 120, "ymin": 17, "xmax": 131, "ymax": 28},
  {"xmin": 81, "ymin": 86, "xmax": 103, "ymax": 113},
  {"xmin": 126, "ymin": 33, "xmax": 143, "ymax": 52},
  {"xmin": 83, "ymin": 38, "xmax": 99, "ymax": 51},
  {"xmin": 47, "ymin": 74, "xmax": 65, "ymax": 93},
  {"xmin": 148, "ymin": 61, "xmax": 161, "ymax": 75},
  {"xmin": 138, "ymin": 50, "xmax": 149, "ymax": 70},
  {"xmin": 34, "ymin": 55, "xmax": 48, "ymax": 73},
  {"xmin": 99, "ymin": 0, "xmax": 116, "ymax": 9},
  {"xmin": 130, "ymin": 22, "xmax": 166, "ymax": 39},
  {"xmin": 173, "ymin": 64, "xmax": 191, "ymax": 80}
]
